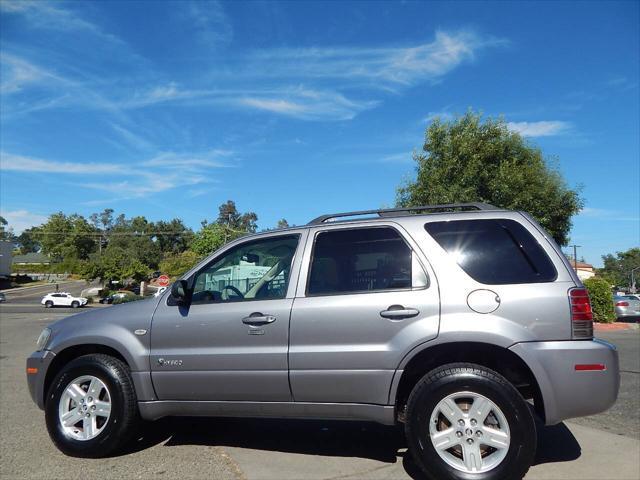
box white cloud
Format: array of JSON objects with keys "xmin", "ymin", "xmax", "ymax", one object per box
[
  {"xmin": 0, "ymin": 0, "xmax": 123, "ymax": 41},
  {"xmin": 0, "ymin": 28, "xmax": 504, "ymax": 122},
  {"xmin": 0, "ymin": 152, "xmax": 121, "ymax": 174},
  {"xmin": 242, "ymin": 30, "xmax": 505, "ymax": 86},
  {"xmin": 507, "ymin": 121, "xmax": 571, "ymax": 137},
  {"xmin": 184, "ymin": 0, "xmax": 233, "ymax": 46},
  {"xmin": 143, "ymin": 150, "xmax": 233, "ymax": 168},
  {"xmin": 0, "ymin": 150, "xmax": 229, "ymax": 201},
  {"xmin": 0, "ymin": 53, "xmax": 69, "ymax": 94},
  {"xmin": 238, "ymin": 88, "xmax": 378, "ymax": 120},
  {"xmin": 0, "ymin": 209, "xmax": 48, "ymax": 233}
]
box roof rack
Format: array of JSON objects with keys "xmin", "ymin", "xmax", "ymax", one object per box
[{"xmin": 307, "ymin": 203, "xmax": 499, "ymax": 225}]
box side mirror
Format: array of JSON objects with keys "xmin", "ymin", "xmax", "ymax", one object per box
[{"xmin": 170, "ymin": 280, "xmax": 189, "ymax": 305}]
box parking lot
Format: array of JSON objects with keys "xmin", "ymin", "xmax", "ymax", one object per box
[{"xmin": 1, "ymin": 282, "xmax": 638, "ymax": 480}]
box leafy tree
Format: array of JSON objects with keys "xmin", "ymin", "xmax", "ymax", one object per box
[
  {"xmin": 32, "ymin": 212, "xmax": 97, "ymax": 260},
  {"xmin": 217, "ymin": 200, "xmax": 258, "ymax": 233},
  {"xmin": 81, "ymin": 247, "xmax": 148, "ymax": 285},
  {"xmin": 16, "ymin": 228, "xmax": 40, "ymax": 254},
  {"xmin": 0, "ymin": 216, "xmax": 13, "ymax": 241},
  {"xmin": 190, "ymin": 223, "xmax": 229, "ymax": 257},
  {"xmin": 397, "ymin": 110, "xmax": 583, "ymax": 246},
  {"xmin": 159, "ymin": 250, "xmax": 201, "ymax": 278},
  {"xmin": 598, "ymin": 248, "xmax": 640, "ymax": 288},
  {"xmin": 153, "ymin": 219, "xmax": 194, "ymax": 255},
  {"xmin": 277, "ymin": 219, "xmax": 290, "ymax": 229},
  {"xmin": 583, "ymin": 277, "xmax": 616, "ymax": 323}
]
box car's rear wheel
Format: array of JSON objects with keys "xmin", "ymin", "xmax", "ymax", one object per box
[
  {"xmin": 405, "ymin": 363, "xmax": 536, "ymax": 480},
  {"xmin": 44, "ymin": 300, "xmax": 53, "ymax": 308},
  {"xmin": 45, "ymin": 354, "xmax": 139, "ymax": 457},
  {"xmin": 71, "ymin": 301, "xmax": 79, "ymax": 308}
]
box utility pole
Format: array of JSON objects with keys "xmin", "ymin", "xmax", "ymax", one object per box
[{"xmin": 568, "ymin": 245, "xmax": 582, "ymax": 272}]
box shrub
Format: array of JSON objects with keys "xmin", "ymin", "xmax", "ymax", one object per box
[
  {"xmin": 112, "ymin": 295, "xmax": 144, "ymax": 305},
  {"xmin": 583, "ymin": 277, "xmax": 616, "ymax": 323}
]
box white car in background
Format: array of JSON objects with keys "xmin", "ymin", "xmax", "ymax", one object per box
[
  {"xmin": 41, "ymin": 292, "xmax": 88, "ymax": 308},
  {"xmin": 153, "ymin": 286, "xmax": 168, "ymax": 297}
]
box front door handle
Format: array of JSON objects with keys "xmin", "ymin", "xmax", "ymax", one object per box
[
  {"xmin": 380, "ymin": 305, "xmax": 420, "ymax": 319},
  {"xmin": 242, "ymin": 312, "xmax": 277, "ymax": 326}
]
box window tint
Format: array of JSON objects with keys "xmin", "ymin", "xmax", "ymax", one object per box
[
  {"xmin": 308, "ymin": 227, "xmax": 412, "ymax": 296},
  {"xmin": 424, "ymin": 219, "xmax": 557, "ymax": 285},
  {"xmin": 191, "ymin": 235, "xmax": 299, "ymax": 304}
]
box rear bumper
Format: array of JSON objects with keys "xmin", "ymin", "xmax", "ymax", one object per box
[
  {"xmin": 26, "ymin": 350, "xmax": 56, "ymax": 409},
  {"xmin": 510, "ymin": 339, "xmax": 619, "ymax": 425}
]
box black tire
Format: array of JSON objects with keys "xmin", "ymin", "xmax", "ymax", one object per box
[
  {"xmin": 45, "ymin": 300, "xmax": 53, "ymax": 308},
  {"xmin": 45, "ymin": 354, "xmax": 139, "ymax": 458},
  {"xmin": 71, "ymin": 301, "xmax": 79, "ymax": 308},
  {"xmin": 405, "ymin": 363, "xmax": 536, "ymax": 480}
]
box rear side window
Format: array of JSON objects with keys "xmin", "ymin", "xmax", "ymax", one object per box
[
  {"xmin": 308, "ymin": 227, "xmax": 412, "ymax": 295},
  {"xmin": 424, "ymin": 219, "xmax": 557, "ymax": 284}
]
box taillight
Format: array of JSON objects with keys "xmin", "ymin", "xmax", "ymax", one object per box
[
  {"xmin": 615, "ymin": 301, "xmax": 629, "ymax": 307},
  {"xmin": 569, "ymin": 288, "xmax": 593, "ymax": 339}
]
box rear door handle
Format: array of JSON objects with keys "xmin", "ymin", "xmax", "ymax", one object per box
[
  {"xmin": 380, "ymin": 305, "xmax": 420, "ymax": 319},
  {"xmin": 242, "ymin": 312, "xmax": 277, "ymax": 326}
]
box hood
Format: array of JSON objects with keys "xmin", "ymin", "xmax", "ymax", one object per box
[{"xmin": 46, "ymin": 297, "xmax": 160, "ymax": 356}]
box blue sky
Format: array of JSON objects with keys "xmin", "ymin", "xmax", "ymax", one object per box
[{"xmin": 0, "ymin": 0, "xmax": 638, "ymax": 266}]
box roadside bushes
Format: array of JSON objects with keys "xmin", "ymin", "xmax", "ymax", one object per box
[
  {"xmin": 583, "ymin": 277, "xmax": 616, "ymax": 323},
  {"xmin": 112, "ymin": 295, "xmax": 144, "ymax": 305}
]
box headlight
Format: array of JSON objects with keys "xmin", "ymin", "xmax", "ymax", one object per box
[{"xmin": 36, "ymin": 327, "xmax": 52, "ymax": 351}]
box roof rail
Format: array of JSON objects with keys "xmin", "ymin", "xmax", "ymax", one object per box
[{"xmin": 307, "ymin": 202, "xmax": 500, "ymax": 225}]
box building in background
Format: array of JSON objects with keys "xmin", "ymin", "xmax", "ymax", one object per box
[{"xmin": 574, "ymin": 261, "xmax": 595, "ymax": 281}]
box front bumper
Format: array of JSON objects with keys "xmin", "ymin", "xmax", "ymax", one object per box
[
  {"xmin": 26, "ymin": 350, "xmax": 56, "ymax": 409},
  {"xmin": 510, "ymin": 339, "xmax": 619, "ymax": 425}
]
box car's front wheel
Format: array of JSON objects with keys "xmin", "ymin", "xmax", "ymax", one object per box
[
  {"xmin": 71, "ymin": 301, "xmax": 79, "ymax": 308},
  {"xmin": 44, "ymin": 300, "xmax": 53, "ymax": 308},
  {"xmin": 405, "ymin": 363, "xmax": 536, "ymax": 480},
  {"xmin": 45, "ymin": 354, "xmax": 139, "ymax": 457}
]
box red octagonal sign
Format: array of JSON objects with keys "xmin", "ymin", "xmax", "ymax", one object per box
[{"xmin": 158, "ymin": 275, "xmax": 170, "ymax": 287}]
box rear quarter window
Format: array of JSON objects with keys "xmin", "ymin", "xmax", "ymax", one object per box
[{"xmin": 424, "ymin": 218, "xmax": 557, "ymax": 285}]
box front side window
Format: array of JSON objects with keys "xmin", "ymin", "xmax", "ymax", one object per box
[
  {"xmin": 308, "ymin": 227, "xmax": 413, "ymax": 296},
  {"xmin": 424, "ymin": 219, "xmax": 557, "ymax": 285},
  {"xmin": 191, "ymin": 235, "xmax": 299, "ymax": 304}
]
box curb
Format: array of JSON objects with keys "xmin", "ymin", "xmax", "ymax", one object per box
[
  {"xmin": 0, "ymin": 279, "xmax": 82, "ymax": 294},
  {"xmin": 594, "ymin": 322, "xmax": 639, "ymax": 331}
]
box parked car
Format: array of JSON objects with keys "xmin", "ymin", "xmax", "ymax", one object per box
[
  {"xmin": 0, "ymin": 292, "xmax": 6, "ymax": 303},
  {"xmin": 27, "ymin": 203, "xmax": 619, "ymax": 480},
  {"xmin": 614, "ymin": 295, "xmax": 640, "ymax": 320},
  {"xmin": 99, "ymin": 291, "xmax": 135, "ymax": 304},
  {"xmin": 41, "ymin": 292, "xmax": 88, "ymax": 308}
]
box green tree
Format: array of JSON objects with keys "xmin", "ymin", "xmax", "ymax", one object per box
[
  {"xmin": 599, "ymin": 248, "xmax": 640, "ymax": 288},
  {"xmin": 159, "ymin": 250, "xmax": 201, "ymax": 278},
  {"xmin": 190, "ymin": 223, "xmax": 228, "ymax": 257},
  {"xmin": 81, "ymin": 247, "xmax": 149, "ymax": 285},
  {"xmin": 153, "ymin": 219, "xmax": 194, "ymax": 255},
  {"xmin": 217, "ymin": 200, "xmax": 258, "ymax": 233},
  {"xmin": 33, "ymin": 212, "xmax": 97, "ymax": 261},
  {"xmin": 583, "ymin": 277, "xmax": 616, "ymax": 323},
  {"xmin": 0, "ymin": 216, "xmax": 13, "ymax": 241},
  {"xmin": 16, "ymin": 228, "xmax": 40, "ymax": 254},
  {"xmin": 276, "ymin": 219, "xmax": 290, "ymax": 229},
  {"xmin": 397, "ymin": 110, "xmax": 583, "ymax": 246}
]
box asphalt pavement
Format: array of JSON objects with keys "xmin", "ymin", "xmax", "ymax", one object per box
[{"xmin": 0, "ymin": 294, "xmax": 638, "ymax": 480}]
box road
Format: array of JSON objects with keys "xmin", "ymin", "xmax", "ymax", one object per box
[
  {"xmin": 0, "ymin": 280, "xmax": 91, "ymax": 314},
  {"xmin": 0, "ymin": 303, "xmax": 638, "ymax": 479}
]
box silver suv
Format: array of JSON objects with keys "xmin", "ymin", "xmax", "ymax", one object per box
[{"xmin": 27, "ymin": 203, "xmax": 619, "ymax": 480}]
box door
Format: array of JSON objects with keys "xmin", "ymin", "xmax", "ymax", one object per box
[
  {"xmin": 289, "ymin": 224, "xmax": 440, "ymax": 405},
  {"xmin": 150, "ymin": 231, "xmax": 306, "ymax": 401}
]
